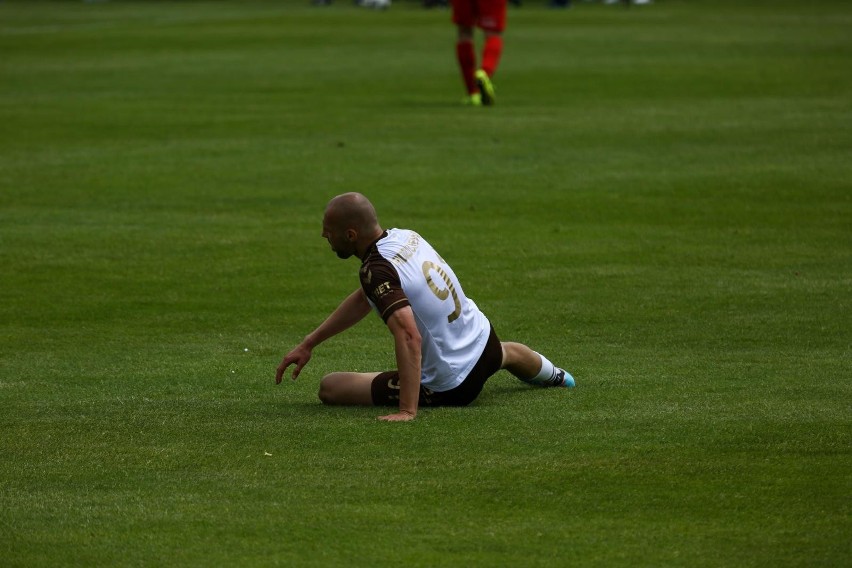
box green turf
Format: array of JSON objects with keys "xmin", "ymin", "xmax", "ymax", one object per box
[{"xmin": 1, "ymin": 0, "xmax": 850, "ymax": 565}]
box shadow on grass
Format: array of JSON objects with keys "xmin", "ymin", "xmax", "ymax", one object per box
[{"xmin": 266, "ymin": 382, "xmax": 541, "ymax": 420}]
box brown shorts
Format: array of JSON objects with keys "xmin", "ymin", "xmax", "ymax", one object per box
[{"xmin": 370, "ymin": 325, "xmax": 503, "ymax": 407}]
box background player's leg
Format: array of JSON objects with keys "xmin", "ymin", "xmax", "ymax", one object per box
[
  {"xmin": 501, "ymin": 342, "xmax": 574, "ymax": 387},
  {"xmin": 318, "ymin": 372, "xmax": 379, "ymax": 405},
  {"xmin": 481, "ymin": 31, "xmax": 503, "ymax": 78},
  {"xmin": 475, "ymin": 30, "xmax": 501, "ymax": 106},
  {"xmin": 456, "ymin": 25, "xmax": 479, "ymax": 102}
]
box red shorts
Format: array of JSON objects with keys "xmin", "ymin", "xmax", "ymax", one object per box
[{"xmin": 451, "ymin": 0, "xmax": 507, "ymax": 33}]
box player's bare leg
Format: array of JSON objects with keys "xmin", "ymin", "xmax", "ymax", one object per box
[
  {"xmin": 318, "ymin": 372, "xmax": 378, "ymax": 405},
  {"xmin": 501, "ymin": 342, "xmax": 574, "ymax": 387}
]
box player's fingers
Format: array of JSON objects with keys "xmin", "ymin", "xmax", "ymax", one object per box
[
  {"xmin": 291, "ymin": 364, "xmax": 302, "ymax": 380},
  {"xmin": 275, "ymin": 361, "xmax": 290, "ymax": 384}
]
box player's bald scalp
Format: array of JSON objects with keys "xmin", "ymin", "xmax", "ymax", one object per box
[{"xmin": 325, "ymin": 192, "xmax": 381, "ymax": 234}]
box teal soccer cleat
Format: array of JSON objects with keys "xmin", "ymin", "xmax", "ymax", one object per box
[{"xmin": 556, "ymin": 368, "xmax": 575, "ymax": 388}]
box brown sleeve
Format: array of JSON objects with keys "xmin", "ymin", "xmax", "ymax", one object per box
[{"xmin": 360, "ymin": 257, "xmax": 410, "ymax": 323}]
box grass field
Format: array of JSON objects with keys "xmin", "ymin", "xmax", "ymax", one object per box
[{"xmin": 1, "ymin": 0, "xmax": 850, "ymax": 565}]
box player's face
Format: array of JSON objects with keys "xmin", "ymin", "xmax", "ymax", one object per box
[{"xmin": 322, "ymin": 216, "xmax": 355, "ymax": 259}]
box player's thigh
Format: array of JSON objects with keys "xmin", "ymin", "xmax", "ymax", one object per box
[
  {"xmin": 451, "ymin": 0, "xmax": 476, "ymax": 28},
  {"xmin": 318, "ymin": 372, "xmax": 378, "ymax": 406},
  {"xmin": 479, "ymin": 0, "xmax": 506, "ymax": 33}
]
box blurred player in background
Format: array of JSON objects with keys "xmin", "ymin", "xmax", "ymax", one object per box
[
  {"xmin": 452, "ymin": 0, "xmax": 506, "ymax": 106},
  {"xmin": 276, "ymin": 193, "xmax": 574, "ymax": 422}
]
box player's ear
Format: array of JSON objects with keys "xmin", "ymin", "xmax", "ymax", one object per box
[{"xmin": 346, "ymin": 229, "xmax": 357, "ymax": 242}]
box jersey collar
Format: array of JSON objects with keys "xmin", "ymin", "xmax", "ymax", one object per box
[{"xmin": 360, "ymin": 230, "xmax": 388, "ymax": 262}]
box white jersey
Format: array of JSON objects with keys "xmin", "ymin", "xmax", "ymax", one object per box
[{"xmin": 359, "ymin": 228, "xmax": 491, "ymax": 392}]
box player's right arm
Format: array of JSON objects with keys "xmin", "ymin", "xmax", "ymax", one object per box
[
  {"xmin": 379, "ymin": 306, "xmax": 422, "ymax": 422},
  {"xmin": 275, "ymin": 288, "xmax": 371, "ymax": 383}
]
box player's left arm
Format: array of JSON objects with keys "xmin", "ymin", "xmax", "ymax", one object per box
[{"xmin": 379, "ymin": 306, "xmax": 421, "ymax": 422}]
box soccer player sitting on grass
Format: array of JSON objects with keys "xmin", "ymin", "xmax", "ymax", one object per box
[{"xmin": 275, "ymin": 193, "xmax": 574, "ymax": 422}]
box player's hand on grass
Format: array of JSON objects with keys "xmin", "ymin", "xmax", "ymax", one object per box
[
  {"xmin": 276, "ymin": 344, "xmax": 312, "ymax": 384},
  {"xmin": 378, "ymin": 411, "xmax": 416, "ymax": 422}
]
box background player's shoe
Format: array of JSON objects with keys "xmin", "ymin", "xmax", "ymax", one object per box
[
  {"xmin": 462, "ymin": 92, "xmax": 482, "ymax": 106},
  {"xmin": 475, "ymin": 70, "xmax": 495, "ymax": 106}
]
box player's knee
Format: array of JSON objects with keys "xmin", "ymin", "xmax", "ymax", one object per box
[
  {"xmin": 318, "ymin": 372, "xmax": 375, "ymax": 406},
  {"xmin": 500, "ymin": 341, "xmax": 521, "ymax": 368},
  {"xmin": 318, "ymin": 373, "xmax": 341, "ymax": 405}
]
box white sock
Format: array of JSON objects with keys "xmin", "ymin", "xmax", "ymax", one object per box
[{"xmin": 532, "ymin": 352, "xmax": 558, "ymax": 382}]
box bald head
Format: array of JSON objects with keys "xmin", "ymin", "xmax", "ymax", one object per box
[
  {"xmin": 322, "ymin": 193, "xmax": 383, "ymax": 260},
  {"xmin": 324, "ymin": 192, "xmax": 381, "ymax": 234}
]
